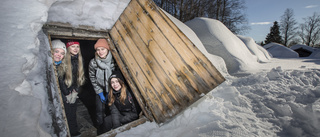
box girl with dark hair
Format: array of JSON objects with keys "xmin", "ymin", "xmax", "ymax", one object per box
[{"xmin": 102, "ymin": 70, "xmax": 138, "ymax": 131}]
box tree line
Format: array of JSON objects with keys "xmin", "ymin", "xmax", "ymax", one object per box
[
  {"xmin": 261, "ymin": 9, "xmax": 319, "ymax": 47},
  {"xmin": 152, "ymin": 1, "xmax": 319, "ymax": 47},
  {"xmin": 153, "ymin": 0, "xmax": 249, "ymax": 34}
]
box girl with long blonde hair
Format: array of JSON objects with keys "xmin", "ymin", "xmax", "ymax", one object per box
[{"xmin": 60, "ymin": 40, "xmax": 85, "ymax": 136}]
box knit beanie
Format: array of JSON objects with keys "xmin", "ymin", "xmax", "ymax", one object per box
[
  {"xmin": 109, "ymin": 70, "xmax": 125, "ymax": 83},
  {"xmin": 94, "ymin": 39, "xmax": 110, "ymax": 50},
  {"xmin": 66, "ymin": 40, "xmax": 80, "ymax": 48},
  {"xmin": 52, "ymin": 39, "xmax": 66, "ymax": 54}
]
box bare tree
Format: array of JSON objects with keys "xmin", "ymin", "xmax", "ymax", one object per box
[
  {"xmin": 153, "ymin": 0, "xmax": 249, "ymax": 34},
  {"xmin": 298, "ymin": 12, "xmax": 320, "ymax": 47},
  {"xmin": 280, "ymin": 8, "xmax": 298, "ymax": 47}
]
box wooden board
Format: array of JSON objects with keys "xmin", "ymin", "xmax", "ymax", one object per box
[{"xmin": 109, "ymin": 0, "xmax": 225, "ymax": 123}]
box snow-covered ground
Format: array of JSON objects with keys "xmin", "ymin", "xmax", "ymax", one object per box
[{"xmin": 0, "ymin": 0, "xmax": 319, "ymax": 137}]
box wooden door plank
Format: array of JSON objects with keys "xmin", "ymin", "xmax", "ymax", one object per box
[
  {"xmin": 110, "ymin": 23, "xmax": 167, "ymax": 122},
  {"xmin": 115, "ymin": 18, "xmax": 178, "ymax": 113},
  {"xmin": 155, "ymin": 4, "xmax": 226, "ymax": 85},
  {"xmin": 109, "ymin": 0, "xmax": 226, "ymax": 124},
  {"xmin": 121, "ymin": 3, "xmax": 197, "ymax": 105},
  {"xmin": 128, "ymin": 0, "xmax": 209, "ymax": 93},
  {"xmin": 137, "ymin": 0, "xmax": 222, "ymax": 88},
  {"xmin": 107, "ymin": 34, "xmax": 153, "ymax": 121}
]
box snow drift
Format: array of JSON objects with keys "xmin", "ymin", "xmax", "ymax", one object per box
[
  {"xmin": 264, "ymin": 43, "xmax": 299, "ymax": 58},
  {"xmin": 237, "ymin": 35, "xmax": 272, "ymax": 62},
  {"xmin": 185, "ymin": 17, "xmax": 265, "ymax": 74},
  {"xmin": 290, "ymin": 44, "xmax": 317, "ymax": 52},
  {"xmin": 48, "ymin": 0, "xmax": 130, "ymax": 29},
  {"xmin": 162, "ymin": 10, "xmax": 228, "ymax": 76}
]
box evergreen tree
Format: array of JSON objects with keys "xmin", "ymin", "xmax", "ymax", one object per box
[{"xmin": 265, "ymin": 21, "xmax": 283, "ymax": 44}]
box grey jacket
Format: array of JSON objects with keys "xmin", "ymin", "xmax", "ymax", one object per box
[{"xmin": 89, "ymin": 53, "xmax": 114, "ymax": 94}]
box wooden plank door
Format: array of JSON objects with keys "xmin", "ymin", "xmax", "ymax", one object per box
[{"xmin": 109, "ymin": 0, "xmax": 225, "ymax": 124}]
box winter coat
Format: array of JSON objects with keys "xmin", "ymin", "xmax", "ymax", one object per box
[
  {"xmin": 89, "ymin": 53, "xmax": 114, "ymax": 94},
  {"xmin": 110, "ymin": 89, "xmax": 138, "ymax": 128},
  {"xmin": 55, "ymin": 63, "xmax": 67, "ymax": 102},
  {"xmin": 59, "ymin": 55, "xmax": 81, "ymax": 96}
]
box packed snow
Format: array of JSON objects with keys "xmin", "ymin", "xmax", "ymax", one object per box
[
  {"xmin": 264, "ymin": 43, "xmax": 299, "ymax": 58},
  {"xmin": 0, "ymin": 0, "xmax": 319, "ymax": 137}
]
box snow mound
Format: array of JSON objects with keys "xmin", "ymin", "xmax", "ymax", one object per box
[
  {"xmin": 185, "ymin": 17, "xmax": 259, "ymax": 74},
  {"xmin": 238, "ymin": 35, "xmax": 272, "ymax": 62},
  {"xmin": 290, "ymin": 44, "xmax": 316, "ymax": 52},
  {"xmin": 162, "ymin": 10, "xmax": 228, "ymax": 76},
  {"xmin": 264, "ymin": 43, "xmax": 299, "ymax": 58},
  {"xmin": 309, "ymin": 49, "xmax": 320, "ymax": 58},
  {"xmin": 232, "ymin": 67, "xmax": 320, "ymax": 137},
  {"xmin": 117, "ymin": 68, "xmax": 320, "ymax": 137},
  {"xmin": 47, "ymin": 0, "xmax": 130, "ymax": 29}
]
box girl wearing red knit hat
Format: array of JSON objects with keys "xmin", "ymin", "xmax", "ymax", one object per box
[
  {"xmin": 88, "ymin": 38, "xmax": 115, "ymax": 134},
  {"xmin": 60, "ymin": 40, "xmax": 85, "ymax": 136}
]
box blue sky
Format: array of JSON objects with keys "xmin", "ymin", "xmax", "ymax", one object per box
[{"xmin": 244, "ymin": 0, "xmax": 320, "ymax": 43}]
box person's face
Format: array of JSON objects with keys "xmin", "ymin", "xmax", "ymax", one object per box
[
  {"xmin": 110, "ymin": 78, "xmax": 122, "ymax": 91},
  {"xmin": 68, "ymin": 44, "xmax": 80, "ymax": 56},
  {"xmin": 96, "ymin": 47, "xmax": 109, "ymax": 58},
  {"xmin": 53, "ymin": 48, "xmax": 65, "ymax": 62}
]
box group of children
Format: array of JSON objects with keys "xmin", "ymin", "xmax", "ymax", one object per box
[{"xmin": 51, "ymin": 39, "xmax": 138, "ymax": 137}]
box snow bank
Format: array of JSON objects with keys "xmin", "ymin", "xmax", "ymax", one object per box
[
  {"xmin": 310, "ymin": 49, "xmax": 320, "ymax": 58},
  {"xmin": 162, "ymin": 10, "xmax": 228, "ymax": 76},
  {"xmin": 290, "ymin": 44, "xmax": 316, "ymax": 52},
  {"xmin": 264, "ymin": 43, "xmax": 299, "ymax": 58},
  {"xmin": 237, "ymin": 35, "xmax": 272, "ymax": 62},
  {"xmin": 185, "ymin": 17, "xmax": 259, "ymax": 74},
  {"xmin": 0, "ymin": 0, "xmax": 53, "ymax": 137},
  {"xmin": 117, "ymin": 68, "xmax": 320, "ymax": 137},
  {"xmin": 48, "ymin": 0, "xmax": 130, "ymax": 29}
]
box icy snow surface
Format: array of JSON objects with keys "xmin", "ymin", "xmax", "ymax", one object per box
[{"xmin": 0, "ymin": 0, "xmax": 319, "ymax": 137}]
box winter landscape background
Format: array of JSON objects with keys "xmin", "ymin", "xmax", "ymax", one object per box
[{"xmin": 0, "ymin": 0, "xmax": 319, "ymax": 137}]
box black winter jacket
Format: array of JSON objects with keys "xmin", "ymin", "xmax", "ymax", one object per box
[
  {"xmin": 59, "ymin": 55, "xmax": 80, "ymax": 96},
  {"xmin": 110, "ymin": 89, "xmax": 138, "ymax": 128}
]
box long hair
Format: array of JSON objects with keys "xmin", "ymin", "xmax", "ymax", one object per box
[
  {"xmin": 56, "ymin": 59, "xmax": 66, "ymax": 78},
  {"xmin": 108, "ymin": 78, "xmax": 127, "ymax": 106},
  {"xmin": 64, "ymin": 47, "xmax": 85, "ymax": 87}
]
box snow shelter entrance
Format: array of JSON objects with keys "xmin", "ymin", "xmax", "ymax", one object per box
[{"xmin": 43, "ymin": 0, "xmax": 225, "ymax": 136}]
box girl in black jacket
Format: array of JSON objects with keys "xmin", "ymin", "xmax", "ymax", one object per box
[
  {"xmin": 103, "ymin": 70, "xmax": 138, "ymax": 131},
  {"xmin": 60, "ymin": 40, "xmax": 85, "ymax": 137}
]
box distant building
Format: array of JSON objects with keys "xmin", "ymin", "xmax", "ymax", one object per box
[{"xmin": 290, "ymin": 45, "xmax": 316, "ymax": 57}]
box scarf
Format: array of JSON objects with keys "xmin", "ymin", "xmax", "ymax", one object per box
[
  {"xmin": 54, "ymin": 60, "xmax": 62, "ymax": 65},
  {"xmin": 95, "ymin": 52, "xmax": 113, "ymax": 88}
]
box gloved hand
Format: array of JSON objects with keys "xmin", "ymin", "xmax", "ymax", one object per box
[
  {"xmin": 98, "ymin": 92, "xmax": 106, "ymax": 103},
  {"xmin": 70, "ymin": 91, "xmax": 78, "ymax": 104},
  {"xmin": 66, "ymin": 93, "xmax": 72, "ymax": 103}
]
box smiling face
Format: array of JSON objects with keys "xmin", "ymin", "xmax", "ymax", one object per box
[
  {"xmin": 53, "ymin": 48, "xmax": 65, "ymax": 62},
  {"xmin": 68, "ymin": 44, "xmax": 80, "ymax": 56},
  {"xmin": 96, "ymin": 47, "xmax": 109, "ymax": 58},
  {"xmin": 110, "ymin": 78, "xmax": 122, "ymax": 91}
]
